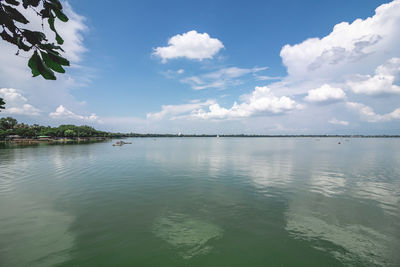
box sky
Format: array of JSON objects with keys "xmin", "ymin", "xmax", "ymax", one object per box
[{"xmin": 1, "ymin": 0, "xmax": 400, "ymax": 134}]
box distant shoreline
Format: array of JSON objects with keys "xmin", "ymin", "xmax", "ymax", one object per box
[
  {"xmin": 0, "ymin": 137, "xmax": 109, "ymax": 144},
  {"xmin": 2, "ymin": 117, "xmax": 400, "ymax": 142},
  {"xmin": 2, "ymin": 135, "xmax": 400, "ymax": 144},
  {"xmin": 123, "ymin": 134, "xmax": 400, "ymax": 138}
]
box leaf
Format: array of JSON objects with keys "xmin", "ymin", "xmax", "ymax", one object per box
[
  {"xmin": 48, "ymin": 16, "xmax": 56, "ymax": 31},
  {"xmin": 0, "ymin": 30, "xmax": 17, "ymax": 45},
  {"xmin": 53, "ymin": 8, "xmax": 68, "ymax": 22},
  {"xmin": 23, "ymin": 29, "xmax": 47, "ymax": 45},
  {"xmin": 5, "ymin": 0, "xmax": 20, "ymax": 6},
  {"xmin": 47, "ymin": 16, "xmax": 64, "ymax": 45},
  {"xmin": 16, "ymin": 36, "xmax": 31, "ymax": 51},
  {"xmin": 0, "ymin": 98, "xmax": 5, "ymax": 110},
  {"xmin": 28, "ymin": 51, "xmax": 57, "ymax": 80},
  {"xmin": 28, "ymin": 51, "xmax": 40, "ymax": 77},
  {"xmin": 48, "ymin": 0, "xmax": 62, "ymax": 9},
  {"xmin": 0, "ymin": 9, "xmax": 17, "ymax": 32},
  {"xmin": 47, "ymin": 50, "xmax": 70, "ymax": 66},
  {"xmin": 37, "ymin": 55, "xmax": 56, "ymax": 80},
  {"xmin": 40, "ymin": 51, "xmax": 65, "ymax": 73},
  {"xmin": 3, "ymin": 4, "xmax": 29, "ymax": 24},
  {"xmin": 40, "ymin": 6, "xmax": 52, "ymax": 19},
  {"xmin": 22, "ymin": 0, "xmax": 40, "ymax": 8},
  {"xmin": 39, "ymin": 43, "xmax": 64, "ymax": 52},
  {"xmin": 55, "ymin": 33, "xmax": 64, "ymax": 45}
]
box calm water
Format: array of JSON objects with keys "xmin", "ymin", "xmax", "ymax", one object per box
[{"xmin": 0, "ymin": 138, "xmax": 399, "ymax": 266}]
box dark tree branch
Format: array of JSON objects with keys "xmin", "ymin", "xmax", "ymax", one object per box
[{"xmin": 0, "ymin": 0, "xmax": 70, "ymax": 81}]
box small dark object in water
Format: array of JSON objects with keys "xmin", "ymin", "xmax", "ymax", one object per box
[
  {"xmin": 338, "ymin": 142, "xmax": 341, "ymax": 144},
  {"xmin": 112, "ymin": 141, "xmax": 132, "ymax": 146}
]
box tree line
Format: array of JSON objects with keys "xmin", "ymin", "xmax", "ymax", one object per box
[
  {"xmin": 0, "ymin": 117, "xmax": 134, "ymax": 139},
  {"xmin": 0, "ymin": 117, "xmax": 198, "ymax": 139}
]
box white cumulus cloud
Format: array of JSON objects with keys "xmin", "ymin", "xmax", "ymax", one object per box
[
  {"xmin": 0, "ymin": 88, "xmax": 40, "ymax": 116},
  {"xmin": 147, "ymin": 87, "xmax": 300, "ymax": 121},
  {"xmin": 191, "ymin": 86, "xmax": 301, "ymax": 119},
  {"xmin": 347, "ymin": 57, "xmax": 400, "ymax": 95},
  {"xmin": 347, "ymin": 102, "xmax": 400, "ymax": 122},
  {"xmin": 280, "ymin": 0, "xmax": 400, "ymax": 83},
  {"xmin": 153, "ymin": 30, "xmax": 224, "ymax": 63},
  {"xmin": 49, "ymin": 105, "xmax": 98, "ymax": 122},
  {"xmin": 305, "ymin": 84, "xmax": 346, "ymax": 103}
]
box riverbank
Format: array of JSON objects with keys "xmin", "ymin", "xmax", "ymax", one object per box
[{"xmin": 0, "ymin": 137, "xmax": 110, "ymax": 144}]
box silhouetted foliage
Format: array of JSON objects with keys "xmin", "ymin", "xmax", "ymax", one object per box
[
  {"xmin": 0, "ymin": 98, "xmax": 5, "ymax": 111},
  {"xmin": 0, "ymin": 0, "xmax": 70, "ymax": 80}
]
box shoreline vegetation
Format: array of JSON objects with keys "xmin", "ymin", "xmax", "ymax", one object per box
[{"xmin": 1, "ymin": 117, "xmax": 399, "ymax": 145}]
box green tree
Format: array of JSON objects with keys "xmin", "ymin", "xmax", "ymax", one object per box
[
  {"xmin": 0, "ymin": 129, "xmax": 7, "ymax": 138},
  {"xmin": 0, "ymin": 0, "xmax": 70, "ymax": 80},
  {"xmin": 0, "ymin": 117, "xmax": 18, "ymax": 130},
  {"xmin": 64, "ymin": 129, "xmax": 76, "ymax": 138},
  {"xmin": 39, "ymin": 126, "xmax": 56, "ymax": 137},
  {"xmin": 14, "ymin": 127, "xmax": 35, "ymax": 137}
]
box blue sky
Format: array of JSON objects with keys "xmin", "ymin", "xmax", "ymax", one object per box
[{"xmin": 1, "ymin": 0, "xmax": 400, "ymax": 134}]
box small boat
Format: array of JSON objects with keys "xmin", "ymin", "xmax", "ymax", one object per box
[
  {"xmin": 112, "ymin": 141, "xmax": 123, "ymax": 146},
  {"xmin": 112, "ymin": 141, "xmax": 132, "ymax": 146}
]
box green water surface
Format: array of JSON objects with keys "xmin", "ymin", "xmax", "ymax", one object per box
[{"xmin": 0, "ymin": 138, "xmax": 399, "ymax": 266}]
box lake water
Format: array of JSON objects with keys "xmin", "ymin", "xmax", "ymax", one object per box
[{"xmin": 0, "ymin": 138, "xmax": 399, "ymax": 266}]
